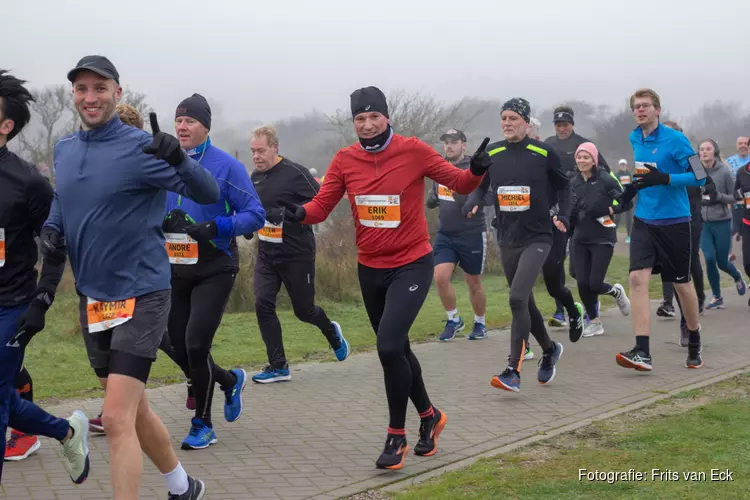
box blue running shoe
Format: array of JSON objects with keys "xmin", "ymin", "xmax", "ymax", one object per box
[
  {"xmin": 439, "ymin": 317, "xmax": 465, "ymax": 342},
  {"xmin": 252, "ymin": 365, "xmax": 292, "ymax": 384},
  {"xmin": 548, "ymin": 311, "xmax": 567, "ymax": 327},
  {"xmin": 706, "ymin": 297, "xmax": 724, "ymax": 310},
  {"xmin": 491, "ymin": 368, "xmax": 520, "ymax": 392},
  {"xmin": 538, "ymin": 342, "xmax": 564, "ymax": 384},
  {"xmin": 468, "ymin": 322, "xmax": 487, "ymax": 340},
  {"xmin": 224, "ymin": 368, "xmax": 247, "ymax": 423},
  {"xmin": 331, "ymin": 321, "xmax": 350, "ymax": 361},
  {"xmin": 181, "ymin": 418, "xmax": 217, "ymax": 450}
]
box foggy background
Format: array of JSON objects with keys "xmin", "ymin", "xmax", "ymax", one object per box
[{"xmin": 5, "ymin": 0, "xmax": 750, "ymax": 174}]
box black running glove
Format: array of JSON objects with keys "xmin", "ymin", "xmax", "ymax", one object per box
[
  {"xmin": 186, "ymin": 221, "xmax": 218, "ymax": 243},
  {"xmin": 281, "ymin": 202, "xmax": 306, "ymax": 223},
  {"xmin": 7, "ymin": 295, "xmax": 52, "ymax": 348},
  {"xmin": 142, "ymin": 112, "xmax": 185, "ymax": 167},
  {"xmin": 469, "ymin": 138, "xmax": 492, "ymax": 176},
  {"xmin": 633, "ymin": 164, "xmax": 669, "ymax": 188},
  {"xmin": 39, "ymin": 226, "xmax": 66, "ymax": 265}
]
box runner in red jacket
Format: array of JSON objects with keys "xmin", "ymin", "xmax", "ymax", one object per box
[{"xmin": 284, "ymin": 86, "xmax": 490, "ymax": 470}]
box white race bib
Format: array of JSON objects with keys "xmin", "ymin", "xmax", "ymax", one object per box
[
  {"xmin": 597, "ymin": 215, "xmax": 616, "ymax": 228},
  {"xmin": 258, "ymin": 220, "xmax": 283, "ymax": 243},
  {"xmin": 0, "ymin": 228, "xmax": 5, "ymax": 268},
  {"xmin": 437, "ymin": 185, "xmax": 455, "ymax": 202},
  {"xmin": 164, "ymin": 233, "xmax": 198, "ymax": 265},
  {"xmin": 634, "ymin": 161, "xmax": 656, "ymax": 176},
  {"xmin": 355, "ymin": 195, "xmax": 401, "ymax": 228},
  {"xmin": 497, "ymin": 186, "xmax": 531, "ymax": 212},
  {"xmin": 86, "ymin": 297, "xmax": 135, "ymax": 333}
]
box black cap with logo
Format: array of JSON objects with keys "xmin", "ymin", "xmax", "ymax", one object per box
[
  {"xmin": 67, "ymin": 55, "xmax": 120, "ymax": 84},
  {"xmin": 440, "ymin": 128, "xmax": 467, "ymax": 142}
]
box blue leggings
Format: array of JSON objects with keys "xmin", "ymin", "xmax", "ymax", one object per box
[
  {"xmin": 700, "ymin": 220, "xmax": 741, "ymax": 299},
  {"xmin": 1, "ymin": 305, "xmax": 70, "ymax": 483}
]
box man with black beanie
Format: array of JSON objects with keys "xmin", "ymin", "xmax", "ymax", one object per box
[
  {"xmin": 281, "ymin": 85, "xmax": 490, "ymax": 471},
  {"xmin": 467, "ymin": 97, "xmax": 572, "ymax": 393},
  {"xmin": 544, "ymin": 106, "xmax": 610, "ymax": 328}
]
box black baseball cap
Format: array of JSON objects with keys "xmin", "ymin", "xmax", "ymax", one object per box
[
  {"xmin": 440, "ymin": 128, "xmax": 467, "ymax": 142},
  {"xmin": 67, "ymin": 55, "xmax": 120, "ymax": 84}
]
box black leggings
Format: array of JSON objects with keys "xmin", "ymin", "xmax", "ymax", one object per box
[
  {"xmin": 501, "ymin": 242, "xmax": 554, "ymax": 371},
  {"xmin": 572, "ymin": 243, "xmax": 614, "ymax": 319},
  {"xmin": 358, "ymin": 253, "xmax": 434, "ymax": 431},
  {"xmin": 543, "ymin": 229, "xmax": 579, "ymax": 318},
  {"xmin": 663, "ymin": 220, "xmax": 705, "ymax": 309},
  {"xmin": 169, "ymin": 272, "xmax": 237, "ymax": 425},
  {"xmin": 254, "ymin": 257, "xmax": 338, "ymax": 369},
  {"xmin": 743, "ymin": 223, "xmax": 750, "ymax": 280}
]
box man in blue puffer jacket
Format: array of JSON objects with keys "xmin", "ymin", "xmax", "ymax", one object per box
[{"xmin": 162, "ymin": 93, "xmax": 265, "ymax": 450}]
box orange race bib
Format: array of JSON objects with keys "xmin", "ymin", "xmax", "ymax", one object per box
[
  {"xmin": 497, "ymin": 186, "xmax": 531, "ymax": 212},
  {"xmin": 355, "ymin": 195, "xmax": 401, "ymax": 228},
  {"xmin": 620, "ymin": 176, "xmax": 631, "ymax": 185},
  {"xmin": 597, "ymin": 215, "xmax": 616, "ymax": 228},
  {"xmin": 0, "ymin": 228, "xmax": 5, "ymax": 268},
  {"xmin": 164, "ymin": 233, "xmax": 198, "ymax": 265},
  {"xmin": 634, "ymin": 162, "xmax": 656, "ymax": 176},
  {"xmin": 437, "ymin": 184, "xmax": 455, "ymax": 202},
  {"xmin": 87, "ymin": 297, "xmax": 136, "ymax": 333},
  {"xmin": 258, "ymin": 220, "xmax": 283, "ymax": 243}
]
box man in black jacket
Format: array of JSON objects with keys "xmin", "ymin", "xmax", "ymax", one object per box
[
  {"xmin": 427, "ymin": 129, "xmax": 493, "ymax": 342},
  {"xmin": 544, "ymin": 106, "xmax": 610, "ymax": 326},
  {"xmin": 0, "ymin": 69, "xmax": 89, "ymax": 484},
  {"xmin": 249, "ymin": 126, "xmax": 350, "ymax": 383}
]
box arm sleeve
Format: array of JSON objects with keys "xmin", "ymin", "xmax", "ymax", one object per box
[
  {"xmin": 302, "ymin": 154, "xmax": 347, "ymax": 224},
  {"xmin": 140, "ymin": 139, "xmax": 220, "ymax": 204},
  {"xmin": 465, "ymin": 173, "xmax": 492, "ymax": 209},
  {"xmin": 27, "ymin": 174, "xmax": 66, "ymax": 300},
  {"xmin": 669, "ymin": 135, "xmax": 706, "ymax": 187},
  {"xmin": 214, "ymin": 162, "xmax": 266, "ymax": 238},
  {"xmin": 418, "ymin": 141, "xmax": 483, "ymax": 194},
  {"xmin": 716, "ymin": 169, "xmax": 736, "ymax": 204},
  {"xmin": 547, "ymin": 147, "xmax": 572, "ymax": 220},
  {"xmin": 735, "ymin": 174, "xmax": 743, "ymax": 200},
  {"xmin": 292, "ymin": 164, "xmax": 322, "ymax": 203},
  {"xmin": 43, "ymin": 153, "xmax": 64, "ymax": 234}
]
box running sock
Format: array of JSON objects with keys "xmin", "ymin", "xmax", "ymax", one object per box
[
  {"xmin": 447, "ymin": 309, "xmax": 459, "ymax": 321},
  {"xmin": 162, "ymin": 462, "xmax": 190, "ymax": 496},
  {"xmin": 418, "ymin": 407, "xmax": 435, "ymax": 421},
  {"xmin": 636, "ymin": 335, "xmax": 650, "ymax": 355},
  {"xmin": 387, "ymin": 427, "xmax": 406, "ymax": 437},
  {"xmin": 474, "ymin": 315, "xmax": 486, "ymax": 325},
  {"xmin": 688, "ymin": 328, "xmax": 701, "ymax": 344}
]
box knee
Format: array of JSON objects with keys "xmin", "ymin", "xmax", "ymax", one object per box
[
  {"xmin": 101, "ymin": 411, "xmax": 135, "ymax": 438},
  {"xmin": 376, "ymin": 337, "xmax": 404, "ymax": 365},
  {"xmin": 293, "ymin": 304, "xmax": 316, "ymax": 322},
  {"xmin": 629, "ymin": 271, "xmax": 649, "ymax": 292},
  {"xmin": 255, "ymin": 296, "xmax": 276, "ymax": 317},
  {"xmin": 508, "ymin": 292, "xmax": 528, "ymax": 312}
]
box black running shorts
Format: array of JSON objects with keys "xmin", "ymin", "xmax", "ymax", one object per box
[{"xmin": 629, "ymin": 217, "xmax": 692, "ymax": 283}]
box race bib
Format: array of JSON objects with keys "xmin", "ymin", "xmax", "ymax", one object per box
[
  {"xmin": 87, "ymin": 297, "xmax": 135, "ymax": 333},
  {"xmin": 437, "ymin": 185, "xmax": 455, "ymax": 202},
  {"xmin": 620, "ymin": 176, "xmax": 631, "ymax": 185},
  {"xmin": 745, "ymin": 192, "xmax": 750, "ymax": 209},
  {"xmin": 164, "ymin": 233, "xmax": 198, "ymax": 265},
  {"xmin": 355, "ymin": 195, "xmax": 401, "ymax": 228},
  {"xmin": 497, "ymin": 186, "xmax": 531, "ymax": 212},
  {"xmin": 258, "ymin": 220, "xmax": 283, "ymax": 243},
  {"xmin": 634, "ymin": 162, "xmax": 656, "ymax": 176},
  {"xmin": 0, "ymin": 228, "xmax": 5, "ymax": 268},
  {"xmin": 597, "ymin": 215, "xmax": 616, "ymax": 228}
]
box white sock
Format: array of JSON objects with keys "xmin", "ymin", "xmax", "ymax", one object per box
[
  {"xmin": 447, "ymin": 309, "xmax": 459, "ymax": 321},
  {"xmin": 162, "ymin": 462, "xmax": 189, "ymax": 496},
  {"xmin": 475, "ymin": 315, "xmax": 486, "ymax": 325}
]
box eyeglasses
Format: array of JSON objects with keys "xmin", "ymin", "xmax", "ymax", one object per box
[{"xmin": 632, "ymin": 103, "xmax": 653, "ymax": 110}]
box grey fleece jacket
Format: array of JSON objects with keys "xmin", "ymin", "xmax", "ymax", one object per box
[{"xmin": 700, "ymin": 161, "xmax": 735, "ymax": 222}]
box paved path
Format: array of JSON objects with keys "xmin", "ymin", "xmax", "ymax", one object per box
[{"xmin": 2, "ymin": 284, "xmax": 748, "ymax": 499}]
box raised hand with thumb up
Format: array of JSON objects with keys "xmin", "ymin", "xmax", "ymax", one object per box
[
  {"xmin": 142, "ymin": 112, "xmax": 185, "ymax": 167},
  {"xmin": 469, "ymin": 137, "xmax": 492, "ymax": 176}
]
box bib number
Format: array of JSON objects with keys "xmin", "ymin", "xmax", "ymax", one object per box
[
  {"xmin": 0, "ymin": 228, "xmax": 5, "ymax": 268},
  {"xmin": 87, "ymin": 297, "xmax": 136, "ymax": 333},
  {"xmin": 497, "ymin": 186, "xmax": 531, "ymax": 212},
  {"xmin": 620, "ymin": 176, "xmax": 631, "ymax": 185},
  {"xmin": 437, "ymin": 185, "xmax": 455, "ymax": 202},
  {"xmin": 597, "ymin": 215, "xmax": 616, "ymax": 228},
  {"xmin": 355, "ymin": 195, "xmax": 401, "ymax": 228},
  {"xmin": 258, "ymin": 220, "xmax": 283, "ymax": 243},
  {"xmin": 165, "ymin": 233, "xmax": 198, "ymax": 265},
  {"xmin": 634, "ymin": 162, "xmax": 656, "ymax": 176}
]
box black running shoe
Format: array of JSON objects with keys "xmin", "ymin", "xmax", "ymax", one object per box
[
  {"xmin": 615, "ymin": 347, "xmax": 652, "ymax": 371},
  {"xmin": 686, "ymin": 343, "xmax": 704, "ymax": 369},
  {"xmin": 168, "ymin": 475, "xmax": 205, "ymax": 500},
  {"xmin": 414, "ymin": 409, "xmax": 447, "ymax": 457},
  {"xmin": 656, "ymin": 302, "xmax": 676, "ymax": 318},
  {"xmin": 569, "ymin": 303, "xmax": 584, "ymax": 343},
  {"xmin": 375, "ymin": 435, "xmax": 408, "ymax": 470}
]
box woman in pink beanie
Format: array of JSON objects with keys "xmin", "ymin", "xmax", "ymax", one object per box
[{"xmin": 570, "ymin": 142, "xmax": 632, "ymax": 338}]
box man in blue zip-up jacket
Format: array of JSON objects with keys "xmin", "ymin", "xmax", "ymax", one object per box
[
  {"xmin": 162, "ymin": 93, "xmax": 265, "ymax": 451},
  {"xmin": 39, "ymin": 56, "xmax": 216, "ymax": 500},
  {"xmin": 615, "ymin": 88, "xmax": 706, "ymax": 376}
]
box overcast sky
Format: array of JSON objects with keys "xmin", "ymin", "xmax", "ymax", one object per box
[{"xmin": 6, "ymin": 0, "xmax": 749, "ymax": 127}]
